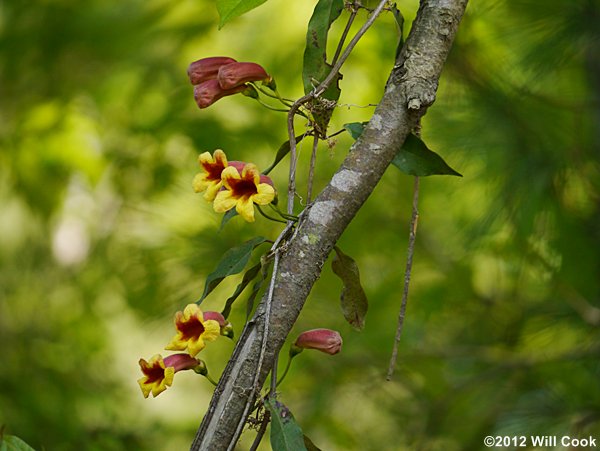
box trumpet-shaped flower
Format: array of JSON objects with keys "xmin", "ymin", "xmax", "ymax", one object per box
[
  {"xmin": 165, "ymin": 304, "xmax": 221, "ymax": 356},
  {"xmin": 193, "ymin": 149, "xmax": 229, "ymax": 201},
  {"xmin": 137, "ymin": 353, "xmax": 200, "ymax": 398},
  {"xmin": 213, "ymin": 163, "xmax": 275, "ymax": 222}
]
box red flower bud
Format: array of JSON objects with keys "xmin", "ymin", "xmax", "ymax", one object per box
[
  {"xmin": 294, "ymin": 329, "xmax": 343, "ymax": 355},
  {"xmin": 162, "ymin": 353, "xmax": 201, "ymax": 372},
  {"xmin": 217, "ymin": 62, "xmax": 271, "ymax": 90},
  {"xmin": 188, "ymin": 57, "xmax": 237, "ymax": 85},
  {"xmin": 193, "ymin": 79, "xmax": 248, "ymax": 109}
]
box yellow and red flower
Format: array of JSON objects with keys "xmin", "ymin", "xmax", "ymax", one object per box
[
  {"xmin": 193, "ymin": 149, "xmax": 230, "ymax": 201},
  {"xmin": 165, "ymin": 304, "xmax": 221, "ymax": 356},
  {"xmin": 213, "ymin": 163, "xmax": 276, "ymax": 222},
  {"xmin": 137, "ymin": 353, "xmax": 201, "ymax": 398}
]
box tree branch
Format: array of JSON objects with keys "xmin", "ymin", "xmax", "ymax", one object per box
[{"xmin": 191, "ymin": 1, "xmax": 469, "ymax": 449}]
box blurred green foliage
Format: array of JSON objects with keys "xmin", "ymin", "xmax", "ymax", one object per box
[{"xmin": 1, "ymin": 0, "xmax": 599, "ymax": 450}]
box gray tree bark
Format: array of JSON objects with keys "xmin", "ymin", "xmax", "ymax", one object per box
[{"xmin": 191, "ymin": 1, "xmax": 469, "ymax": 449}]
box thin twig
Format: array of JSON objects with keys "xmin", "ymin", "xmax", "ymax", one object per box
[
  {"xmin": 227, "ymin": 223, "xmax": 295, "ymax": 451},
  {"xmin": 286, "ymin": 0, "xmax": 389, "ymax": 220},
  {"xmin": 270, "ymin": 354, "xmax": 279, "ymax": 395},
  {"xmin": 386, "ymin": 176, "xmax": 420, "ymax": 380},
  {"xmin": 307, "ymin": 134, "xmax": 319, "ymax": 202},
  {"xmin": 276, "ymin": 353, "xmax": 294, "ymax": 387},
  {"xmin": 331, "ymin": 2, "xmax": 358, "ymax": 66}
]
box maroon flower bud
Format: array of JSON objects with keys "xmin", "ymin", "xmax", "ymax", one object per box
[
  {"xmin": 163, "ymin": 353, "xmax": 201, "ymax": 372},
  {"xmin": 193, "ymin": 79, "xmax": 248, "ymax": 109},
  {"xmin": 294, "ymin": 329, "xmax": 343, "ymax": 355},
  {"xmin": 217, "ymin": 62, "xmax": 271, "ymax": 90},
  {"xmin": 188, "ymin": 57, "xmax": 237, "ymax": 85}
]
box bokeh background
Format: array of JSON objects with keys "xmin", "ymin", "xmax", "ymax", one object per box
[{"xmin": 1, "ymin": 0, "xmax": 599, "ymax": 450}]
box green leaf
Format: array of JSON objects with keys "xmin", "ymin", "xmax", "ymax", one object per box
[
  {"xmin": 198, "ymin": 236, "xmax": 267, "ymax": 303},
  {"xmin": 392, "ymin": 134, "xmax": 462, "ymax": 177},
  {"xmin": 343, "ymin": 121, "xmax": 368, "ymax": 140},
  {"xmin": 266, "ymin": 398, "xmax": 308, "ymax": 451},
  {"xmin": 0, "ymin": 435, "xmax": 36, "ymax": 451},
  {"xmin": 344, "ymin": 123, "xmax": 462, "ymax": 177},
  {"xmin": 302, "ymin": 0, "xmax": 345, "ymax": 134},
  {"xmin": 263, "ymin": 135, "xmax": 306, "ymax": 175},
  {"xmin": 221, "ymin": 261, "xmax": 262, "ymax": 318},
  {"xmin": 219, "ymin": 209, "xmax": 238, "ymax": 231},
  {"xmin": 303, "ymin": 435, "xmax": 323, "ymax": 451},
  {"xmin": 332, "ymin": 246, "xmax": 368, "ymax": 330},
  {"xmin": 216, "ymin": 0, "xmax": 268, "ymax": 29}
]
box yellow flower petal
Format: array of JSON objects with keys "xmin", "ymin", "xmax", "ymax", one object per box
[
  {"xmin": 252, "ymin": 183, "xmax": 275, "ymax": 205},
  {"xmin": 198, "ymin": 151, "xmax": 214, "ymax": 165},
  {"xmin": 241, "ymin": 163, "xmax": 260, "ymax": 185},
  {"xmin": 204, "ymin": 181, "xmax": 222, "ymax": 201},
  {"xmin": 183, "ymin": 303, "xmax": 201, "ymax": 319},
  {"xmin": 236, "ymin": 196, "xmax": 256, "ymax": 222},
  {"xmin": 192, "ymin": 173, "xmax": 210, "ymax": 193},
  {"xmin": 212, "ymin": 149, "xmax": 228, "ymax": 166},
  {"xmin": 151, "ymin": 367, "xmax": 174, "ymax": 397},
  {"xmin": 137, "ymin": 376, "xmax": 152, "ymax": 398},
  {"xmin": 184, "ymin": 319, "xmax": 220, "ymax": 356},
  {"xmin": 213, "ymin": 190, "xmax": 238, "ymax": 213},
  {"xmin": 164, "ymin": 336, "xmax": 187, "ymax": 351}
]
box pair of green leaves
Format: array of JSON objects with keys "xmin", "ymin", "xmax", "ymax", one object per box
[
  {"xmin": 344, "ymin": 122, "xmax": 462, "ymax": 177},
  {"xmin": 197, "ymin": 236, "xmax": 269, "ymax": 318}
]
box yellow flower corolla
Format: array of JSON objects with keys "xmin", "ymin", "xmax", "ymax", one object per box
[
  {"xmin": 213, "ymin": 163, "xmax": 275, "ymax": 222},
  {"xmin": 137, "ymin": 353, "xmax": 202, "ymax": 398},
  {"xmin": 165, "ymin": 304, "xmax": 221, "ymax": 356}
]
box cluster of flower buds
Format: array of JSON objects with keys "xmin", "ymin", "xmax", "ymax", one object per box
[
  {"xmin": 193, "ymin": 149, "xmax": 276, "ymax": 222},
  {"xmin": 138, "ymin": 305, "xmax": 232, "ymax": 398},
  {"xmin": 188, "ymin": 56, "xmax": 274, "ymax": 109}
]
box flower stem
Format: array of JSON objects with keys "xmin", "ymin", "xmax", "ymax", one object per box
[
  {"xmin": 256, "ymin": 205, "xmax": 287, "ymax": 223},
  {"xmin": 204, "ymin": 372, "xmax": 218, "ymax": 386},
  {"xmin": 255, "ymin": 84, "xmax": 294, "ymax": 106},
  {"xmin": 255, "ymin": 98, "xmax": 290, "ymax": 113},
  {"xmin": 276, "ymin": 354, "xmax": 295, "ymax": 387},
  {"xmin": 268, "ymin": 204, "xmax": 298, "ymax": 222}
]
